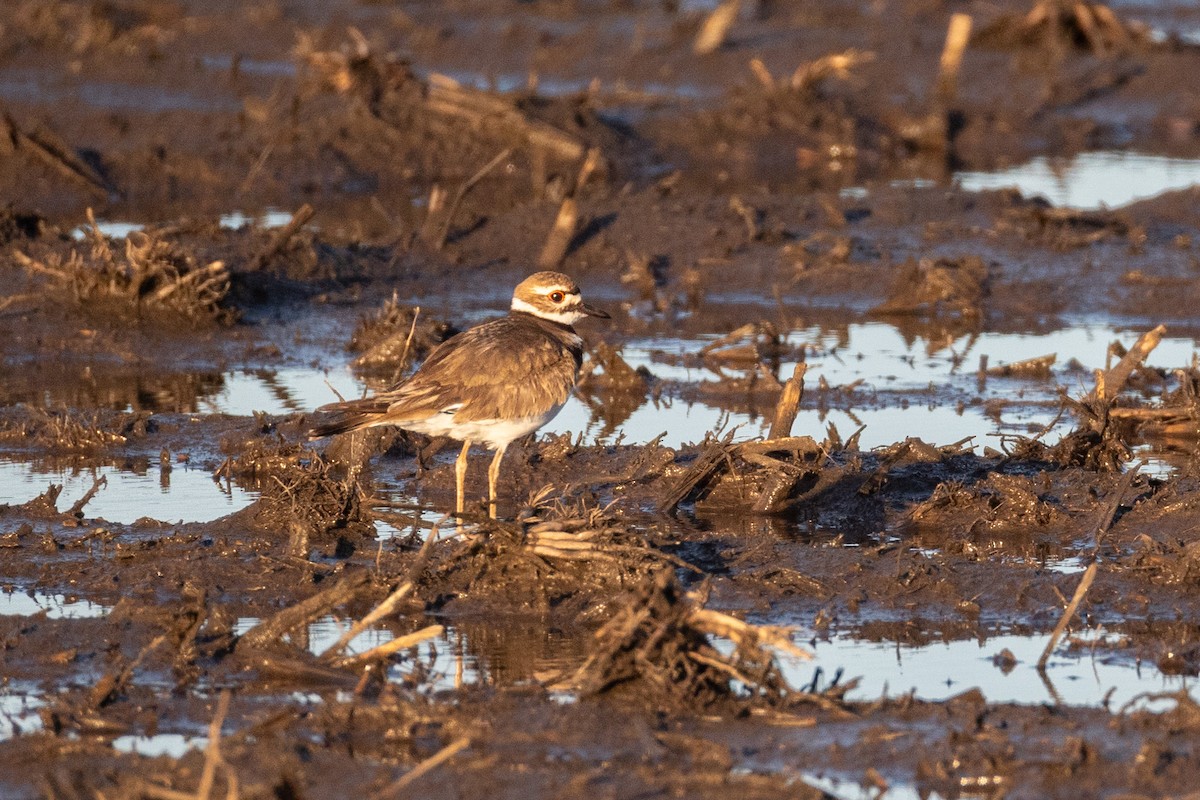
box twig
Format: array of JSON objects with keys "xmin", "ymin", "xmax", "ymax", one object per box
[
  {"xmin": 317, "ymin": 581, "xmax": 414, "ymax": 661},
  {"xmin": 88, "ymin": 633, "xmax": 168, "ymax": 709},
  {"xmin": 537, "ymin": 147, "xmax": 602, "ymax": 270},
  {"xmin": 1037, "ymin": 465, "xmax": 1139, "ymax": 670},
  {"xmin": 332, "ymin": 624, "xmax": 444, "ymax": 669},
  {"xmin": 64, "ymin": 475, "xmax": 107, "ymax": 517},
  {"xmin": 3, "ymin": 111, "xmax": 111, "ymax": 197},
  {"xmin": 1098, "ymin": 324, "xmax": 1166, "ymax": 402},
  {"xmin": 536, "ymin": 198, "xmax": 579, "ymax": 270},
  {"xmin": 433, "ymin": 148, "xmax": 513, "ymax": 250},
  {"xmin": 390, "ymin": 306, "xmax": 421, "ymax": 384},
  {"xmin": 694, "ymin": 0, "xmax": 741, "ymax": 55},
  {"xmin": 238, "ymin": 570, "xmax": 370, "ymax": 649},
  {"xmin": 373, "ymin": 736, "xmax": 471, "ymax": 800},
  {"xmin": 768, "ymin": 363, "xmax": 807, "ymax": 439},
  {"xmin": 935, "ymin": 13, "xmax": 973, "ymax": 105},
  {"xmin": 1037, "ymin": 561, "xmax": 1097, "ymax": 671},
  {"xmin": 196, "ymin": 690, "xmax": 239, "ymax": 800},
  {"xmin": 246, "ymin": 204, "xmax": 314, "ymax": 271}
]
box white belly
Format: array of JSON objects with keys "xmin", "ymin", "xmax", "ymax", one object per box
[{"xmin": 400, "ymin": 402, "xmax": 566, "ymax": 449}]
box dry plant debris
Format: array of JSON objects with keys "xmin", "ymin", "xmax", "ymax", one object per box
[
  {"xmin": 424, "ymin": 498, "xmax": 686, "ymax": 611},
  {"xmin": 999, "ymin": 200, "xmax": 1135, "ymax": 249},
  {"xmin": 978, "ymin": 0, "xmax": 1150, "ymax": 55},
  {"xmin": 219, "ymin": 439, "xmax": 374, "ymax": 540},
  {"xmin": 294, "ymin": 29, "xmax": 587, "ymax": 163},
  {"xmin": 662, "ymin": 432, "xmax": 830, "ymax": 515},
  {"xmin": 348, "ymin": 292, "xmax": 456, "ymax": 379},
  {"xmin": 568, "ymin": 570, "xmax": 809, "ymax": 709},
  {"xmin": 1051, "ymin": 325, "xmax": 1166, "ymax": 470},
  {"xmin": 0, "ymin": 407, "xmax": 149, "ymax": 452},
  {"xmin": 14, "ymin": 212, "xmax": 232, "ymax": 323},
  {"xmin": 748, "ymin": 50, "xmax": 876, "ymax": 95},
  {"xmin": 873, "ymin": 256, "xmax": 988, "ymax": 320}
]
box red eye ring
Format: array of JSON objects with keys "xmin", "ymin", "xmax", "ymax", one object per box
[{"xmin": 550, "ymin": 291, "xmax": 565, "ymax": 303}]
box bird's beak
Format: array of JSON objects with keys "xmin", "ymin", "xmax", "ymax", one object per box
[{"xmin": 580, "ymin": 301, "xmax": 611, "ymax": 319}]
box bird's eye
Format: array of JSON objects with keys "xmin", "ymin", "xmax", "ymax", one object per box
[{"xmin": 550, "ymin": 291, "xmax": 565, "ymax": 303}]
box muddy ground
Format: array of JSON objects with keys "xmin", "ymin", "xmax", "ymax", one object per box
[{"xmin": 4, "ymin": 0, "xmax": 1200, "ymax": 797}]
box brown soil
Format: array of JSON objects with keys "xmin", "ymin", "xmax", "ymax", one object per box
[{"xmin": 5, "ymin": 0, "xmax": 1200, "ymax": 797}]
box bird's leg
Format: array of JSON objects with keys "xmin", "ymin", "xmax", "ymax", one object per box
[
  {"xmin": 487, "ymin": 444, "xmax": 508, "ymax": 520},
  {"xmin": 455, "ymin": 439, "xmax": 471, "ymax": 520}
]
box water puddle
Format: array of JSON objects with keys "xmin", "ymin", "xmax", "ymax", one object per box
[
  {"xmin": 2, "ymin": 320, "xmax": 1195, "ymax": 527},
  {"xmin": 111, "ymin": 733, "xmax": 207, "ymax": 757},
  {"xmin": 222, "ymin": 321, "xmax": 1198, "ymax": 453},
  {"xmin": 0, "ymin": 681, "xmax": 46, "ymax": 738},
  {"xmin": 0, "ymin": 458, "xmax": 254, "ymax": 524},
  {"xmin": 783, "ymin": 628, "xmax": 1195, "ymax": 708},
  {"xmin": 229, "ymin": 616, "xmax": 583, "ymax": 691},
  {"xmin": 424, "ymin": 68, "xmax": 717, "ymax": 102},
  {"xmin": 0, "ymin": 74, "xmax": 237, "ymax": 113},
  {"xmin": 0, "ymin": 590, "xmax": 108, "ymax": 619},
  {"xmin": 73, "ymin": 209, "xmax": 295, "ymax": 241},
  {"xmin": 201, "ymin": 54, "xmax": 296, "ymax": 78},
  {"xmin": 799, "ymin": 772, "xmax": 926, "ymax": 800},
  {"xmin": 956, "ymin": 151, "xmax": 1200, "ymax": 210},
  {"xmin": 224, "ymin": 612, "xmax": 1197, "ymax": 710}
]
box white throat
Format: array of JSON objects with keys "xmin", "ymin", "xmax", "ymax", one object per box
[{"xmin": 511, "ymin": 295, "xmax": 583, "ymax": 325}]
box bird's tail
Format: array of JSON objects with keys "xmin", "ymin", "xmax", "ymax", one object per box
[
  {"xmin": 307, "ymin": 398, "xmax": 388, "ymax": 439},
  {"xmin": 307, "ymin": 415, "xmax": 371, "ymax": 439}
]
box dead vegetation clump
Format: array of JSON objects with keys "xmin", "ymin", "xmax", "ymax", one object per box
[
  {"xmin": 695, "ymin": 50, "xmax": 881, "ymax": 179},
  {"xmin": 14, "ymin": 214, "xmax": 233, "ymax": 324},
  {"xmin": 998, "ymin": 197, "xmax": 1136, "ymax": 249},
  {"xmin": 423, "ymin": 497, "xmax": 685, "ymax": 614},
  {"xmin": 661, "ymin": 431, "xmax": 832, "ymax": 516},
  {"xmin": 907, "ymin": 472, "xmax": 1068, "ymax": 544},
  {"xmin": 873, "ymin": 256, "xmax": 989, "ymax": 320},
  {"xmin": 218, "ymin": 439, "xmax": 373, "ymax": 540},
  {"xmin": 0, "ymin": 0, "xmax": 180, "ymax": 57},
  {"xmin": 1048, "ymin": 325, "xmax": 1166, "ymax": 470},
  {"xmin": 292, "ymin": 30, "xmax": 607, "ymax": 178},
  {"xmin": 0, "ymin": 407, "xmax": 151, "ymax": 452},
  {"xmin": 348, "ymin": 293, "xmax": 456, "ymax": 380},
  {"xmin": 566, "ymin": 570, "xmax": 811, "ymax": 710},
  {"xmin": 975, "ymin": 0, "xmax": 1150, "ymax": 55}
]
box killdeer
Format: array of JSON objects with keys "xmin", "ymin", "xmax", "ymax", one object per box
[{"xmin": 308, "ymin": 271, "xmax": 609, "ymax": 518}]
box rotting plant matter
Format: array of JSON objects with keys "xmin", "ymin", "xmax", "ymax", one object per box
[{"xmin": 14, "ymin": 211, "xmax": 232, "ymax": 324}]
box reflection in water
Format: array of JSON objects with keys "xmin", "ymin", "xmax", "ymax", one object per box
[
  {"xmin": 957, "ymin": 151, "xmax": 1200, "ymax": 210},
  {"xmin": 0, "ymin": 362, "xmax": 227, "ymax": 413},
  {"xmin": 427, "ymin": 621, "xmax": 585, "ymax": 689},
  {"xmin": 783, "ymin": 629, "xmax": 1198, "ymax": 708},
  {"xmin": 0, "ymin": 590, "xmax": 110, "ymax": 619},
  {"xmin": 3, "ymin": 321, "xmax": 1196, "ymax": 455},
  {"xmin": 0, "ymin": 320, "xmax": 1196, "ymax": 526},
  {"xmin": 0, "ymin": 457, "xmax": 253, "ymax": 524}
]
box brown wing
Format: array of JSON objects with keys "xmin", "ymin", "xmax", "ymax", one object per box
[{"xmin": 377, "ymin": 315, "xmax": 581, "ymax": 422}]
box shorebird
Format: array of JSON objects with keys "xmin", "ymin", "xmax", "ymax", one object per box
[{"xmin": 308, "ymin": 271, "xmax": 609, "ymax": 518}]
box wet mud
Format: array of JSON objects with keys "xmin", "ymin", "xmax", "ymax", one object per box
[{"xmin": 5, "ymin": 0, "xmax": 1200, "ymax": 797}]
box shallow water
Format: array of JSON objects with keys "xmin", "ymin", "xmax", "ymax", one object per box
[
  {"xmin": 3, "ymin": 320, "xmax": 1195, "ymax": 526},
  {"xmin": 956, "ymin": 152, "xmax": 1200, "ymax": 210},
  {"xmin": 785, "ymin": 629, "xmax": 1195, "ymax": 709},
  {"xmin": 0, "ymin": 458, "xmax": 254, "ymax": 524},
  {"xmin": 227, "ymin": 613, "xmax": 1200, "ymax": 710},
  {"xmin": 0, "ymin": 590, "xmax": 108, "ymax": 619},
  {"xmin": 203, "ymin": 321, "xmax": 1200, "ymax": 454},
  {"xmin": 74, "ymin": 209, "xmax": 295, "ymax": 241},
  {"xmin": 0, "ymin": 599, "xmax": 1191, "ymax": 755}
]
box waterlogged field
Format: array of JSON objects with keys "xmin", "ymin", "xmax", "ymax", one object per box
[{"xmin": 6, "ymin": 0, "xmax": 1200, "ymax": 797}]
